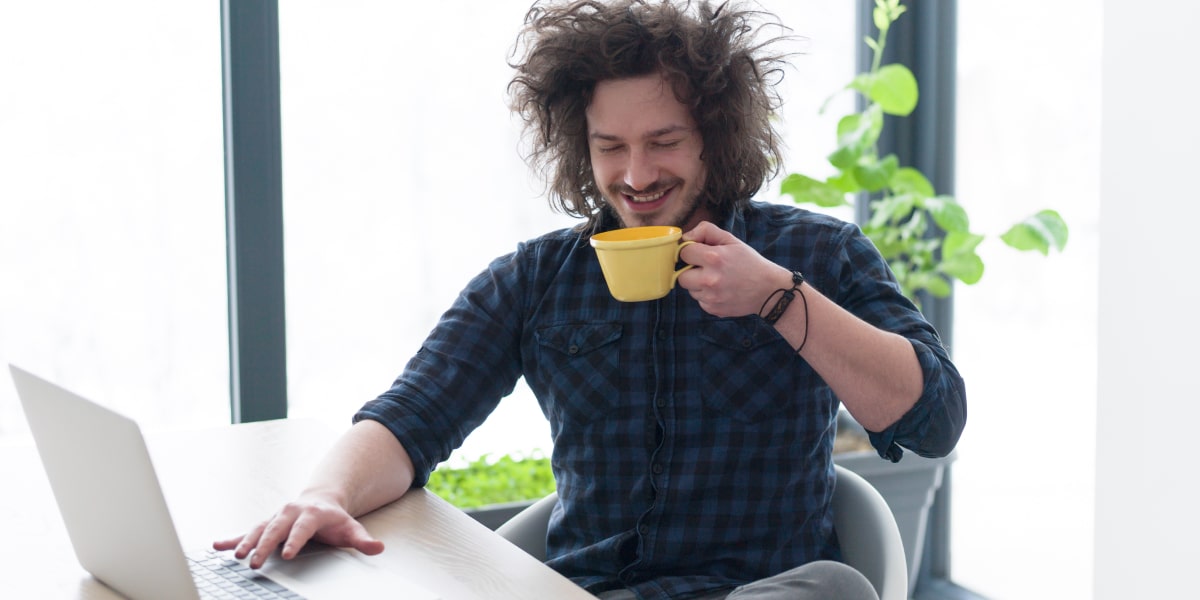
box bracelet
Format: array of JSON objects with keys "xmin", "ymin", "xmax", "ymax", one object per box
[
  {"xmin": 758, "ymin": 271, "xmax": 810, "ymax": 353},
  {"xmin": 760, "ymin": 270, "xmax": 805, "ymax": 324}
]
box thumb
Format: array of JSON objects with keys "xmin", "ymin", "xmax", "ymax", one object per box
[
  {"xmin": 355, "ymin": 537, "xmax": 386, "ymax": 556},
  {"xmin": 328, "ymin": 525, "xmax": 384, "ymax": 556},
  {"xmin": 344, "ymin": 523, "xmax": 385, "ymax": 555}
]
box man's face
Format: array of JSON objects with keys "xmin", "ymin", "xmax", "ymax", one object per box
[{"xmin": 586, "ymin": 73, "xmax": 711, "ymax": 230}]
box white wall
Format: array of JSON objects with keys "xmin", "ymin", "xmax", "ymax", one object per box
[
  {"xmin": 1096, "ymin": 0, "xmax": 1200, "ymax": 596},
  {"xmin": 950, "ymin": 2, "xmax": 1100, "ymax": 596}
]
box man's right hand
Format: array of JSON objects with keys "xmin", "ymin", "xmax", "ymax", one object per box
[
  {"xmin": 213, "ymin": 492, "xmax": 384, "ymax": 569},
  {"xmin": 212, "ymin": 419, "xmax": 416, "ymax": 569}
]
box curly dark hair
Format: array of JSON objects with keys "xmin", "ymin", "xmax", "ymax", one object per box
[{"xmin": 508, "ymin": 0, "xmax": 793, "ymax": 230}]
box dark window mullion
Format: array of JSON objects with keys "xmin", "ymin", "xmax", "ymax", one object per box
[{"xmin": 221, "ymin": 0, "xmax": 287, "ymax": 423}]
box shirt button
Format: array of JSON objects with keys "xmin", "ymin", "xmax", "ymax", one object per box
[
  {"xmin": 652, "ymin": 463, "xmax": 663, "ymax": 474},
  {"xmin": 568, "ymin": 344, "xmax": 579, "ymax": 355},
  {"xmin": 638, "ymin": 524, "xmax": 649, "ymax": 535},
  {"xmin": 657, "ymin": 329, "xmax": 667, "ymax": 340},
  {"xmin": 655, "ymin": 397, "xmax": 667, "ymax": 408},
  {"xmin": 741, "ymin": 337, "xmax": 753, "ymax": 348}
]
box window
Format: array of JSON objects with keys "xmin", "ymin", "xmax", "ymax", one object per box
[
  {"xmin": 951, "ymin": 1, "xmax": 1101, "ymax": 597},
  {"xmin": 0, "ymin": 2, "xmax": 227, "ymax": 439}
]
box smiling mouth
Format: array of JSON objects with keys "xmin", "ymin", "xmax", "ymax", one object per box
[{"xmin": 626, "ymin": 189, "xmax": 668, "ymax": 203}]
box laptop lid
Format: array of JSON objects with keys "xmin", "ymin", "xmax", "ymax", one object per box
[
  {"xmin": 10, "ymin": 364, "xmax": 202, "ymax": 600},
  {"xmin": 10, "ymin": 364, "xmax": 444, "ymax": 600}
]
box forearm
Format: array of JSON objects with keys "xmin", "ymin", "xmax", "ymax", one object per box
[
  {"xmin": 302, "ymin": 419, "xmax": 416, "ymax": 518},
  {"xmin": 772, "ymin": 280, "xmax": 923, "ymax": 432}
]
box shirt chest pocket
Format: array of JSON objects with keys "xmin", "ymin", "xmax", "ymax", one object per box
[
  {"xmin": 698, "ymin": 317, "xmax": 800, "ymax": 423},
  {"xmin": 532, "ymin": 321, "xmax": 624, "ymax": 425}
]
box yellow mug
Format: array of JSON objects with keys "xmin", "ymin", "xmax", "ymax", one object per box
[{"xmin": 590, "ymin": 226, "xmax": 695, "ymax": 302}]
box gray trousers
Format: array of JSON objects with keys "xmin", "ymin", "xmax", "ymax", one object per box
[{"xmin": 596, "ymin": 560, "xmax": 879, "ymax": 600}]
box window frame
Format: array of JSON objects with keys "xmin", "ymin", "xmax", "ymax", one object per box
[{"xmin": 221, "ymin": 0, "xmax": 287, "ymax": 423}]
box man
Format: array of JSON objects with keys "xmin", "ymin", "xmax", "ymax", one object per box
[{"xmin": 216, "ymin": 1, "xmax": 966, "ymax": 599}]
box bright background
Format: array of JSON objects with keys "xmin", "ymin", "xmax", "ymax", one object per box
[{"xmin": 0, "ymin": 2, "xmax": 1108, "ymax": 598}]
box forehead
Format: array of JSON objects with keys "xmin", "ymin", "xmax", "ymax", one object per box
[{"xmin": 586, "ymin": 73, "xmax": 695, "ymax": 137}]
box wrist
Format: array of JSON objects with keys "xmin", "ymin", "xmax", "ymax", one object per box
[
  {"xmin": 760, "ymin": 270, "xmax": 806, "ymax": 325},
  {"xmin": 759, "ymin": 271, "xmax": 810, "ymax": 353}
]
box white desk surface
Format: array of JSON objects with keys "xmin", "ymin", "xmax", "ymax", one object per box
[{"xmin": 0, "ymin": 418, "xmax": 594, "ymax": 599}]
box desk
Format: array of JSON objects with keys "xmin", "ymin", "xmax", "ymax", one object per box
[{"xmin": 0, "ymin": 419, "xmax": 594, "ymax": 599}]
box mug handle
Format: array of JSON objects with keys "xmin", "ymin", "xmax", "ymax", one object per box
[{"xmin": 671, "ymin": 240, "xmax": 696, "ymax": 287}]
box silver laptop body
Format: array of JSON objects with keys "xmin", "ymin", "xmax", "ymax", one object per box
[
  {"xmin": 12, "ymin": 364, "xmax": 212, "ymax": 599},
  {"xmin": 9, "ymin": 364, "xmax": 439, "ymax": 600}
]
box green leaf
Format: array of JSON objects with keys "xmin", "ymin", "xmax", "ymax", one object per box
[
  {"xmin": 921, "ymin": 195, "xmax": 970, "ymax": 233},
  {"xmin": 852, "ymin": 153, "xmax": 899, "ymax": 192},
  {"xmin": 908, "ymin": 271, "xmax": 953, "ymax": 298},
  {"xmin": 848, "ymin": 67, "xmax": 918, "ymax": 117},
  {"xmin": 889, "ymin": 167, "xmax": 935, "ymax": 197},
  {"xmin": 780, "ymin": 173, "xmax": 849, "ymax": 208},
  {"xmin": 1000, "ymin": 209, "xmax": 1070, "ymax": 255},
  {"xmin": 828, "ymin": 114, "xmax": 862, "ymax": 169},
  {"xmin": 867, "ymin": 193, "xmax": 916, "ymax": 229},
  {"xmin": 942, "ymin": 230, "xmax": 984, "ymax": 258},
  {"xmin": 828, "ymin": 109, "xmax": 880, "ymax": 170},
  {"xmin": 923, "ymin": 275, "xmax": 953, "ymax": 297},
  {"xmin": 939, "ymin": 231, "xmax": 986, "ymax": 284},
  {"xmin": 940, "ymin": 254, "xmax": 985, "ymax": 286},
  {"xmin": 827, "ymin": 144, "xmax": 861, "ymax": 171},
  {"xmin": 825, "ymin": 170, "xmax": 862, "ymax": 194},
  {"xmin": 869, "ymin": 64, "xmax": 919, "ymax": 116}
]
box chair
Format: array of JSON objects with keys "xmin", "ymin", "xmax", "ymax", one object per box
[
  {"xmin": 831, "ymin": 464, "xmax": 908, "ymax": 600},
  {"xmin": 495, "ymin": 464, "xmax": 908, "ymax": 600}
]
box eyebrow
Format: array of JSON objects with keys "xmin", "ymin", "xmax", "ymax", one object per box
[{"xmin": 589, "ymin": 125, "xmax": 693, "ymax": 143}]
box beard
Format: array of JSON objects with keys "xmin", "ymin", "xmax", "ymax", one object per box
[{"xmin": 603, "ymin": 177, "xmax": 707, "ymax": 229}]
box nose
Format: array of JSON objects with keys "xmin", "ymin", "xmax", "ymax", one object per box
[{"xmin": 623, "ymin": 148, "xmax": 659, "ymax": 192}]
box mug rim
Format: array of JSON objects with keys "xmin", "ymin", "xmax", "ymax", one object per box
[{"xmin": 589, "ymin": 225, "xmax": 682, "ymax": 249}]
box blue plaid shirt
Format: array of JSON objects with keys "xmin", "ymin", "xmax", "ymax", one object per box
[{"xmin": 356, "ymin": 201, "xmax": 966, "ymax": 599}]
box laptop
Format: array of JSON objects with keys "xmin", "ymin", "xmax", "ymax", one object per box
[{"xmin": 9, "ymin": 364, "xmax": 441, "ymax": 600}]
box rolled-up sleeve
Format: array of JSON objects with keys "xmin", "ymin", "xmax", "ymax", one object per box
[
  {"xmin": 867, "ymin": 338, "xmax": 967, "ymax": 461},
  {"xmin": 353, "ymin": 249, "xmax": 528, "ymax": 486},
  {"xmin": 826, "ymin": 223, "xmax": 968, "ymax": 462}
]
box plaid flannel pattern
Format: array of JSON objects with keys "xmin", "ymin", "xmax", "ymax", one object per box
[{"xmin": 356, "ymin": 201, "xmax": 966, "ymax": 599}]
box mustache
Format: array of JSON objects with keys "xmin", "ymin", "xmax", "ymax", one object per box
[{"xmin": 606, "ymin": 178, "xmax": 683, "ymax": 198}]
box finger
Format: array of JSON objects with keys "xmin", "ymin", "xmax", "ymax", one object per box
[
  {"xmin": 280, "ymin": 512, "xmax": 321, "ymax": 560},
  {"xmin": 212, "ymin": 533, "xmax": 245, "ymax": 552},
  {"xmin": 230, "ymin": 522, "xmax": 267, "ymax": 560},
  {"xmin": 681, "ymin": 220, "xmax": 715, "ymax": 242},
  {"xmin": 682, "ymin": 221, "xmax": 734, "ymax": 245},
  {"xmin": 250, "ymin": 512, "xmax": 299, "ymax": 569},
  {"xmin": 678, "ymin": 240, "xmax": 702, "ymax": 269}
]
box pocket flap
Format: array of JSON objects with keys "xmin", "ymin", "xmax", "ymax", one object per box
[{"xmin": 535, "ymin": 321, "xmax": 623, "ymax": 356}]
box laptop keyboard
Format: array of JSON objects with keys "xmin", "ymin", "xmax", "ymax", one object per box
[{"xmin": 188, "ymin": 549, "xmax": 306, "ymax": 599}]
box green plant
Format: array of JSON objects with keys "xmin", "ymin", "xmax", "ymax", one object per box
[
  {"xmin": 780, "ymin": 0, "xmax": 1068, "ymax": 303},
  {"xmin": 425, "ymin": 452, "xmax": 555, "ymax": 509}
]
